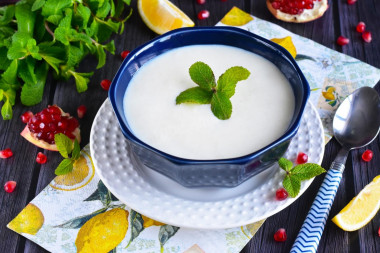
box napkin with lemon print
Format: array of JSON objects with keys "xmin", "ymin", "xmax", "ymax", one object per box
[{"xmin": 8, "ymin": 7, "xmax": 380, "ymax": 253}]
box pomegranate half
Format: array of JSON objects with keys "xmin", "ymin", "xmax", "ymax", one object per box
[
  {"xmin": 267, "ymin": 0, "xmax": 328, "ymax": 23},
  {"xmin": 21, "ymin": 105, "xmax": 81, "ymax": 151}
]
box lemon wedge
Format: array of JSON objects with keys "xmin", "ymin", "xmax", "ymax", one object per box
[
  {"xmin": 332, "ymin": 175, "xmax": 380, "ymax": 231},
  {"xmin": 270, "ymin": 36, "xmax": 297, "ymax": 58},
  {"xmin": 137, "ymin": 0, "xmax": 194, "ymax": 35}
]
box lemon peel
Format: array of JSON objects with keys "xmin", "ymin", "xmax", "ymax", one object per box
[
  {"xmin": 8, "ymin": 203, "xmax": 44, "ymax": 235},
  {"xmin": 332, "ymin": 175, "xmax": 380, "ymax": 231}
]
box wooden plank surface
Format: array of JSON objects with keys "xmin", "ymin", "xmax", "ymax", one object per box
[{"xmin": 0, "ymin": 0, "xmax": 379, "ymax": 252}]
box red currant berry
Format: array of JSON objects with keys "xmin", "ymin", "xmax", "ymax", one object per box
[
  {"xmin": 198, "ymin": 10, "xmax": 210, "ymax": 20},
  {"xmin": 276, "ymin": 188, "xmax": 289, "ymax": 201},
  {"xmin": 77, "ymin": 105, "xmax": 87, "ymax": 119},
  {"xmin": 361, "ymin": 150, "xmax": 373, "ymax": 162},
  {"xmin": 21, "ymin": 111, "xmax": 33, "ymax": 123},
  {"xmin": 0, "ymin": 148, "xmax": 13, "ymax": 159},
  {"xmin": 356, "ymin": 22, "xmax": 366, "ymax": 33},
  {"xmin": 296, "ymin": 152, "xmax": 308, "ymax": 164},
  {"xmin": 196, "ymin": 0, "xmax": 205, "ymax": 4},
  {"xmin": 347, "ymin": 0, "xmax": 356, "ymax": 4},
  {"xmin": 100, "ymin": 79, "xmax": 112, "ymax": 91},
  {"xmin": 362, "ymin": 31, "xmax": 372, "ymax": 43},
  {"xmin": 4, "ymin": 181, "xmax": 17, "ymax": 193},
  {"xmin": 337, "ymin": 36, "xmax": 349, "ymax": 46},
  {"xmin": 121, "ymin": 50, "xmax": 130, "ymax": 59},
  {"xmin": 36, "ymin": 152, "xmax": 47, "ymax": 164},
  {"xmin": 274, "ymin": 228, "xmax": 287, "ymax": 242}
]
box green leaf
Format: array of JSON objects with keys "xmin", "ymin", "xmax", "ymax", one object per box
[
  {"xmin": 95, "ymin": 44, "xmax": 106, "ymax": 69},
  {"xmin": 217, "ymin": 66, "xmax": 250, "ymax": 98},
  {"xmin": 72, "ymin": 139, "xmax": 81, "ymax": 160},
  {"xmin": 15, "ymin": 2, "xmax": 36, "ymax": 35},
  {"xmin": 291, "ymin": 163, "xmax": 326, "ymax": 181},
  {"xmin": 54, "ymin": 133, "xmax": 73, "ymax": 158},
  {"xmin": 76, "ymin": 4, "xmax": 91, "ymax": 28},
  {"xmin": 39, "ymin": 44, "xmax": 65, "ymax": 74},
  {"xmin": 1, "ymin": 60, "xmax": 18, "ymax": 87},
  {"xmin": 159, "ymin": 225, "xmax": 180, "ymax": 251},
  {"xmin": 0, "ymin": 5, "xmax": 15, "ymax": 26},
  {"xmin": 0, "ymin": 47, "xmax": 11, "ymax": 71},
  {"xmin": 26, "ymin": 39, "xmax": 41, "ymax": 60},
  {"xmin": 54, "ymin": 207, "xmax": 107, "ymax": 229},
  {"xmin": 4, "ymin": 89, "xmax": 15, "ymax": 106},
  {"xmin": 41, "ymin": 0, "xmax": 72, "ymax": 17},
  {"xmin": 104, "ymin": 40, "xmax": 115, "ymax": 54},
  {"xmin": 0, "ymin": 90, "xmax": 3, "ymax": 101},
  {"xmin": 122, "ymin": 0, "xmax": 132, "ymax": 5},
  {"xmin": 67, "ymin": 45, "xmax": 84, "ymax": 68},
  {"xmin": 189, "ymin": 61, "xmax": 216, "ymax": 91},
  {"xmin": 46, "ymin": 14, "xmax": 63, "ymax": 25},
  {"xmin": 283, "ymin": 174, "xmax": 301, "ymax": 198},
  {"xmin": 32, "ymin": 0, "xmax": 46, "ymax": 12},
  {"xmin": 7, "ymin": 43, "xmax": 28, "ymax": 59},
  {"xmin": 176, "ymin": 87, "xmax": 213, "ymax": 105},
  {"xmin": 55, "ymin": 158, "xmax": 74, "ymax": 175},
  {"xmin": 1, "ymin": 99, "xmax": 12, "ymax": 120},
  {"xmin": 70, "ymin": 71, "xmax": 92, "ymax": 93},
  {"xmin": 18, "ymin": 57, "xmax": 37, "ymax": 85},
  {"xmin": 127, "ymin": 210, "xmax": 145, "ymax": 247},
  {"xmin": 211, "ymin": 92, "xmax": 232, "ymax": 120},
  {"xmin": 278, "ymin": 157, "xmax": 293, "ymax": 172},
  {"xmin": 95, "ymin": 17, "xmax": 120, "ymax": 34},
  {"xmin": 96, "ymin": 2, "xmax": 111, "ymax": 18},
  {"xmin": 21, "ymin": 63, "xmax": 49, "ymax": 106}
]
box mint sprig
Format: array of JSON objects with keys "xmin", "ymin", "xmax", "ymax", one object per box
[
  {"xmin": 176, "ymin": 61, "xmax": 250, "ymax": 120},
  {"xmin": 279, "ymin": 157, "xmax": 326, "ymax": 197},
  {"xmin": 54, "ymin": 133, "xmax": 81, "ymax": 176}
]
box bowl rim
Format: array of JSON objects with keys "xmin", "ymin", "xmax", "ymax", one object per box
[{"xmin": 109, "ymin": 26, "xmax": 310, "ymax": 165}]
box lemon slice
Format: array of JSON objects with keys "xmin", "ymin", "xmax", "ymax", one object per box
[
  {"xmin": 138, "ymin": 0, "xmax": 194, "ymax": 35},
  {"xmin": 270, "ymin": 36, "xmax": 297, "ymax": 58},
  {"xmin": 332, "ymin": 175, "xmax": 380, "ymax": 231}
]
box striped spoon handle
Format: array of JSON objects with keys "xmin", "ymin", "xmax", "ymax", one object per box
[{"xmin": 290, "ymin": 165, "xmax": 343, "ymax": 253}]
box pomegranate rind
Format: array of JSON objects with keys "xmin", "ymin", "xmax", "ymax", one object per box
[
  {"xmin": 267, "ymin": 0, "xmax": 329, "ymax": 23},
  {"xmin": 21, "ymin": 126, "xmax": 81, "ymax": 152}
]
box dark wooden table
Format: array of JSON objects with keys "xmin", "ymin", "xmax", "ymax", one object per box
[{"xmin": 1, "ymin": 0, "xmax": 379, "ymax": 252}]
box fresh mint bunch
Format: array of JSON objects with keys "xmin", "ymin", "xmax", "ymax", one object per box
[
  {"xmin": 176, "ymin": 61, "xmax": 250, "ymax": 120},
  {"xmin": 0, "ymin": 0, "xmax": 132, "ymax": 119},
  {"xmin": 54, "ymin": 133, "xmax": 81, "ymax": 175},
  {"xmin": 278, "ymin": 157, "xmax": 326, "ymax": 197}
]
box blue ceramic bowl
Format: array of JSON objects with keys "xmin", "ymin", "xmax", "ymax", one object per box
[{"xmin": 109, "ymin": 27, "xmax": 310, "ymax": 188}]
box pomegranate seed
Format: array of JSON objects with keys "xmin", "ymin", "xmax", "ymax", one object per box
[
  {"xmin": 356, "ymin": 22, "xmax": 366, "ymax": 33},
  {"xmin": 77, "ymin": 105, "xmax": 87, "ymax": 119},
  {"xmin": 0, "ymin": 148, "xmax": 13, "ymax": 159},
  {"xmin": 121, "ymin": 50, "xmax": 130, "ymax": 59},
  {"xmin": 100, "ymin": 79, "xmax": 112, "ymax": 91},
  {"xmin": 347, "ymin": 0, "xmax": 356, "ymax": 4},
  {"xmin": 361, "ymin": 150, "xmax": 373, "ymax": 162},
  {"xmin": 21, "ymin": 111, "xmax": 33, "ymax": 123},
  {"xmin": 58, "ymin": 119, "xmax": 68, "ymax": 130},
  {"xmin": 198, "ymin": 10, "xmax": 210, "ymax": 20},
  {"xmin": 47, "ymin": 105, "xmax": 61, "ymax": 115},
  {"xmin": 378, "ymin": 227, "xmax": 380, "ymax": 237},
  {"xmin": 296, "ymin": 152, "xmax": 308, "ymax": 164},
  {"xmin": 221, "ymin": 0, "xmax": 227, "ymax": 2},
  {"xmin": 362, "ymin": 31, "xmax": 372, "ymax": 43},
  {"xmin": 274, "ymin": 228, "xmax": 287, "ymax": 242},
  {"xmin": 36, "ymin": 152, "xmax": 47, "ymax": 164},
  {"xmin": 4, "ymin": 181, "xmax": 16, "ymax": 193},
  {"xmin": 337, "ymin": 36, "xmax": 349, "ymax": 46},
  {"xmin": 276, "ymin": 188, "xmax": 289, "ymax": 201},
  {"xmin": 196, "ymin": 0, "xmax": 206, "ymax": 4}
]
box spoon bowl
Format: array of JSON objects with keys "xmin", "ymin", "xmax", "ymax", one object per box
[{"xmin": 291, "ymin": 87, "xmax": 380, "ymax": 253}]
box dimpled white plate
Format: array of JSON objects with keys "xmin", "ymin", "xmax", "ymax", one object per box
[{"xmin": 90, "ymin": 99, "xmax": 324, "ymax": 229}]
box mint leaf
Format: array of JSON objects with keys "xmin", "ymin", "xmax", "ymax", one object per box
[
  {"xmin": 76, "ymin": 4, "xmax": 91, "ymax": 29},
  {"xmin": 217, "ymin": 66, "xmax": 250, "ymax": 98},
  {"xmin": 283, "ymin": 174, "xmax": 301, "ymax": 198},
  {"xmin": 211, "ymin": 92, "xmax": 232, "ymax": 120},
  {"xmin": 95, "ymin": 44, "xmax": 106, "ymax": 69},
  {"xmin": 32, "ymin": 0, "xmax": 46, "ymax": 12},
  {"xmin": 21, "ymin": 63, "xmax": 48, "ymax": 106},
  {"xmin": 18, "ymin": 58, "xmax": 37, "ymax": 85},
  {"xmin": 72, "ymin": 139, "xmax": 81, "ymax": 160},
  {"xmin": 55, "ymin": 158, "xmax": 74, "ymax": 175},
  {"xmin": 54, "ymin": 133, "xmax": 73, "ymax": 159},
  {"xmin": 70, "ymin": 71, "xmax": 93, "ymax": 93},
  {"xmin": 291, "ymin": 164, "xmax": 326, "ymax": 181},
  {"xmin": 189, "ymin": 62, "xmax": 216, "ymax": 91},
  {"xmin": 176, "ymin": 87, "xmax": 213, "ymax": 105},
  {"xmin": 278, "ymin": 157, "xmax": 293, "ymax": 172},
  {"xmin": 1, "ymin": 99, "xmax": 12, "ymax": 120}
]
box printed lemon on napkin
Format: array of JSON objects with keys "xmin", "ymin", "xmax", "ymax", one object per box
[{"xmin": 332, "ymin": 175, "xmax": 380, "ymax": 231}]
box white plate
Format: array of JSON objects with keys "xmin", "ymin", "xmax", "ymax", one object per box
[{"xmin": 90, "ymin": 99, "xmax": 324, "ymax": 229}]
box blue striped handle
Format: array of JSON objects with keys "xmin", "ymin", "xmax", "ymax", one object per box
[{"xmin": 290, "ymin": 169, "xmax": 343, "ymax": 253}]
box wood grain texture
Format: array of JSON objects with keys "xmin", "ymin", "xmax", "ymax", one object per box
[{"xmin": 0, "ymin": 0, "xmax": 379, "ymax": 252}]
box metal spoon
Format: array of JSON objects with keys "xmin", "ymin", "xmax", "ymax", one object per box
[{"xmin": 290, "ymin": 87, "xmax": 380, "ymax": 253}]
